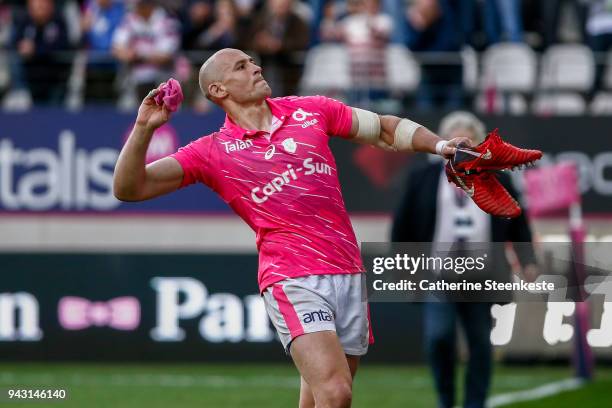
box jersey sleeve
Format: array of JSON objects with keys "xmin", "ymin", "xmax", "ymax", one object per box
[
  {"xmin": 312, "ymin": 95, "xmax": 353, "ymax": 138},
  {"xmin": 170, "ymin": 136, "xmax": 215, "ymax": 188}
]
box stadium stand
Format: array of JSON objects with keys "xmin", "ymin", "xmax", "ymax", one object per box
[{"xmin": 2, "ymin": 0, "xmax": 612, "ymax": 115}]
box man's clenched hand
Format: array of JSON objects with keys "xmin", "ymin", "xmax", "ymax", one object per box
[{"xmin": 135, "ymin": 87, "xmax": 171, "ymax": 132}]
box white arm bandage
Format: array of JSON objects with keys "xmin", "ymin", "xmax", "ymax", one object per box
[
  {"xmin": 352, "ymin": 108, "xmax": 394, "ymax": 151},
  {"xmin": 393, "ymin": 118, "xmax": 422, "ymax": 151},
  {"xmin": 435, "ymin": 140, "xmax": 448, "ymax": 156},
  {"xmin": 352, "ymin": 109, "xmax": 423, "ymax": 152},
  {"xmin": 353, "ymin": 108, "xmax": 381, "ymax": 144}
]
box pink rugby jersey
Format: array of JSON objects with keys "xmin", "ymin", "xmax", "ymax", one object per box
[{"xmin": 171, "ymin": 96, "xmax": 365, "ymax": 291}]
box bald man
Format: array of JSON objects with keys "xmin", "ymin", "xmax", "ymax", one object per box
[{"xmin": 114, "ymin": 48, "xmax": 469, "ymax": 408}]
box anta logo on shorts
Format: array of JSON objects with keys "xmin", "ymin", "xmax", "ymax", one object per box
[{"xmin": 302, "ymin": 309, "xmax": 333, "ymax": 324}]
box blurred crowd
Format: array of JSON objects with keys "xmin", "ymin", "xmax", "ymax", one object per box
[{"xmin": 1, "ymin": 0, "xmax": 612, "ymax": 114}]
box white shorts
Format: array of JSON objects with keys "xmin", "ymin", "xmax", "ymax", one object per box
[{"xmin": 262, "ymin": 273, "xmax": 373, "ymax": 356}]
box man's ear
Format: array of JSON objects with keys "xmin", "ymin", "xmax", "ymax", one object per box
[{"xmin": 209, "ymin": 83, "xmax": 227, "ymax": 99}]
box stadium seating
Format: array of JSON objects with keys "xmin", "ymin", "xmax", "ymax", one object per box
[
  {"xmin": 480, "ymin": 42, "xmax": 538, "ymax": 93},
  {"xmin": 590, "ymin": 51, "xmax": 612, "ymax": 114},
  {"xmin": 385, "ymin": 44, "xmax": 421, "ymax": 94},
  {"xmin": 538, "ymin": 44, "xmax": 595, "ymax": 92},
  {"xmin": 461, "ymin": 46, "xmax": 479, "ymax": 94},
  {"xmin": 2, "ymin": 0, "xmax": 612, "ymax": 117},
  {"xmin": 533, "ymin": 92, "xmax": 588, "ymax": 115},
  {"xmin": 476, "ymin": 42, "xmax": 537, "ymax": 114},
  {"xmin": 299, "ymin": 44, "xmax": 351, "ymax": 95},
  {"xmin": 590, "ymin": 91, "xmax": 612, "ymax": 115},
  {"xmin": 533, "ymin": 44, "xmax": 595, "ymax": 115}
]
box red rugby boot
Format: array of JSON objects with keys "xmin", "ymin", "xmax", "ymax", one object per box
[
  {"xmin": 453, "ymin": 129, "xmax": 542, "ymax": 173},
  {"xmin": 445, "ymin": 161, "xmax": 522, "ymax": 218}
]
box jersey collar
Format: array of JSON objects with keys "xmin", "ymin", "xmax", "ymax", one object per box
[{"xmin": 222, "ymin": 98, "xmax": 292, "ymax": 139}]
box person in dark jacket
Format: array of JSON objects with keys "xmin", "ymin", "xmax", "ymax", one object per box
[
  {"xmin": 391, "ymin": 111, "xmax": 537, "ymax": 408},
  {"xmin": 248, "ymin": 0, "xmax": 309, "ymax": 96},
  {"xmin": 12, "ymin": 0, "xmax": 71, "ymax": 105}
]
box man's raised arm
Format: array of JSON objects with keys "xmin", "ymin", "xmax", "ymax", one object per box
[
  {"xmin": 113, "ymin": 90, "xmax": 184, "ymax": 202},
  {"xmin": 347, "ymin": 108, "xmax": 471, "ymax": 158}
]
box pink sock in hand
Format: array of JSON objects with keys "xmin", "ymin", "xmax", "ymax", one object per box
[{"xmin": 154, "ymin": 78, "xmax": 184, "ymax": 112}]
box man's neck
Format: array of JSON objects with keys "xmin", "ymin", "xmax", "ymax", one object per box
[{"xmin": 225, "ymin": 99, "xmax": 273, "ymax": 132}]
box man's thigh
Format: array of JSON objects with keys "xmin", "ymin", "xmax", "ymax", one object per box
[{"xmin": 291, "ymin": 331, "xmax": 353, "ymax": 388}]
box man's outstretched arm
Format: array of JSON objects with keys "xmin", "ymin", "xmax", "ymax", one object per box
[
  {"xmin": 347, "ymin": 108, "xmax": 470, "ymax": 158},
  {"xmin": 113, "ymin": 90, "xmax": 184, "ymax": 202}
]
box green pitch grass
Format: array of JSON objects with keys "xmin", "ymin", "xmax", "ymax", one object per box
[{"xmin": 0, "ymin": 363, "xmax": 610, "ymax": 407}]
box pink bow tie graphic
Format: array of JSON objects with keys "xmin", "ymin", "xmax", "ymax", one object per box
[{"xmin": 58, "ymin": 296, "xmax": 140, "ymax": 331}]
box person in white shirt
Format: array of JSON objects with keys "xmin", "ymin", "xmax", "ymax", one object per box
[
  {"xmin": 391, "ymin": 111, "xmax": 537, "ymax": 408},
  {"xmin": 112, "ymin": 0, "xmax": 180, "ymax": 100}
]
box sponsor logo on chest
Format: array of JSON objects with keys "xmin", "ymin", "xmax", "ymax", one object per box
[
  {"xmin": 250, "ymin": 158, "xmax": 333, "ymax": 204},
  {"xmin": 292, "ymin": 108, "xmax": 319, "ymax": 129},
  {"xmin": 281, "ymin": 138, "xmax": 297, "ymax": 153},
  {"xmin": 221, "ymin": 139, "xmax": 253, "ymax": 153}
]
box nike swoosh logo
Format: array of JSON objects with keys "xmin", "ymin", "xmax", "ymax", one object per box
[
  {"xmin": 454, "ymin": 175, "xmax": 475, "ymax": 197},
  {"xmin": 456, "ymin": 148, "xmax": 491, "ymax": 161}
]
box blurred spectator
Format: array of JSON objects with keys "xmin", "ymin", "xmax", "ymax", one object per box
[
  {"xmin": 456, "ymin": 0, "xmax": 478, "ymax": 47},
  {"xmin": 182, "ymin": 0, "xmax": 214, "ymax": 49},
  {"xmin": 157, "ymin": 0, "xmax": 187, "ymax": 16},
  {"xmin": 392, "ymin": 111, "xmax": 537, "ymax": 408},
  {"xmin": 81, "ymin": 0, "xmax": 125, "ymax": 103},
  {"xmin": 233, "ymin": 0, "xmax": 263, "ymax": 18},
  {"xmin": 405, "ymin": 0, "xmax": 463, "ymax": 111},
  {"xmin": 0, "ymin": 2, "xmax": 12, "ymax": 48},
  {"xmin": 82, "ymin": 0, "xmax": 124, "ymax": 52},
  {"xmin": 11, "ymin": 0, "xmax": 71, "ymax": 105},
  {"xmin": 318, "ymin": 1, "xmax": 340, "ymax": 42},
  {"xmin": 112, "ymin": 0, "xmax": 180, "ymax": 101},
  {"xmin": 322, "ymin": 0, "xmax": 392, "ymax": 104},
  {"xmin": 0, "ymin": 1, "xmax": 11, "ymax": 100},
  {"xmin": 182, "ymin": 0, "xmax": 237, "ymax": 50},
  {"xmin": 407, "ymin": 0, "xmax": 441, "ymax": 33},
  {"xmin": 307, "ymin": 0, "xmax": 327, "ymax": 45},
  {"xmin": 248, "ymin": 0, "xmax": 309, "ymax": 96},
  {"xmin": 538, "ymin": 0, "xmax": 586, "ymax": 48},
  {"xmin": 482, "ymin": 0, "xmax": 523, "ymax": 44},
  {"xmin": 586, "ymin": 0, "xmax": 612, "ymax": 97}
]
